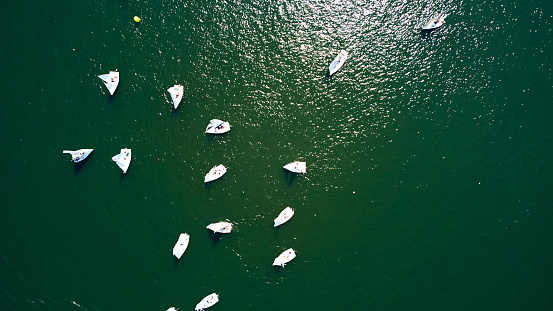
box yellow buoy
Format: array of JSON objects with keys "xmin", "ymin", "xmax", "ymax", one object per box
[{"xmin": 133, "ymin": 16, "xmax": 141, "ymax": 23}]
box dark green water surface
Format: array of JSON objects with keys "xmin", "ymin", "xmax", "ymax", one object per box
[{"xmin": 1, "ymin": 0, "xmax": 552, "ymax": 310}]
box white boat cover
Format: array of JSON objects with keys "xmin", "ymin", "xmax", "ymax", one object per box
[
  {"xmin": 422, "ymin": 14, "xmax": 448, "ymax": 30},
  {"xmin": 273, "ymin": 248, "xmax": 296, "ymax": 267},
  {"xmin": 112, "ymin": 148, "xmax": 131, "ymax": 173},
  {"xmin": 98, "ymin": 71, "xmax": 119, "ymax": 95},
  {"xmin": 63, "ymin": 149, "xmax": 94, "ymax": 163},
  {"xmin": 204, "ymin": 164, "xmax": 227, "ymax": 182},
  {"xmin": 283, "ymin": 161, "xmax": 306, "ymax": 174},
  {"xmin": 206, "ymin": 222, "xmax": 232, "ymax": 234},
  {"xmin": 205, "ymin": 119, "xmax": 231, "ymax": 134},
  {"xmin": 274, "ymin": 207, "xmax": 295, "ymax": 227},
  {"xmin": 195, "ymin": 293, "xmax": 219, "ymax": 311},
  {"xmin": 329, "ymin": 50, "xmax": 348, "ymax": 76},
  {"xmin": 168, "ymin": 84, "xmax": 184, "ymax": 109},
  {"xmin": 172, "ymin": 233, "xmax": 190, "ymax": 259}
]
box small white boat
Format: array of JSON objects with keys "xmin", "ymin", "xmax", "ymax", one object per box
[
  {"xmin": 206, "ymin": 222, "xmax": 232, "ymax": 234},
  {"xmin": 205, "ymin": 119, "xmax": 231, "ymax": 134},
  {"xmin": 273, "ymin": 248, "xmax": 296, "ymax": 267},
  {"xmin": 422, "ymin": 13, "xmax": 448, "ymax": 30},
  {"xmin": 283, "ymin": 161, "xmax": 306, "ymax": 174},
  {"xmin": 204, "ymin": 164, "xmax": 227, "ymax": 182},
  {"xmin": 172, "ymin": 233, "xmax": 190, "ymax": 259},
  {"xmin": 167, "ymin": 308, "xmax": 178, "ymax": 311},
  {"xmin": 195, "ymin": 293, "xmax": 219, "ymax": 311},
  {"xmin": 63, "ymin": 149, "xmax": 94, "ymax": 163},
  {"xmin": 274, "ymin": 207, "xmax": 295, "ymax": 227},
  {"xmin": 328, "ymin": 50, "xmax": 348, "ymax": 76},
  {"xmin": 168, "ymin": 84, "xmax": 184, "ymax": 109},
  {"xmin": 98, "ymin": 70, "xmax": 119, "ymax": 95},
  {"xmin": 112, "ymin": 148, "xmax": 131, "ymax": 173}
]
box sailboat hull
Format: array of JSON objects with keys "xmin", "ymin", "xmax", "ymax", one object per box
[
  {"xmin": 195, "ymin": 293, "xmax": 219, "ymax": 311},
  {"xmin": 283, "ymin": 161, "xmax": 306, "ymax": 174},
  {"xmin": 207, "ymin": 222, "xmax": 232, "ymax": 233},
  {"xmin": 173, "ymin": 233, "xmax": 190, "ymax": 259},
  {"xmin": 98, "ymin": 71, "xmax": 119, "ymax": 95},
  {"xmin": 422, "ymin": 14, "xmax": 448, "ymax": 30},
  {"xmin": 168, "ymin": 84, "xmax": 184, "ymax": 109},
  {"xmin": 329, "ymin": 50, "xmax": 348, "ymax": 76},
  {"xmin": 205, "ymin": 119, "xmax": 231, "ymax": 134},
  {"xmin": 274, "ymin": 207, "xmax": 294, "ymax": 227},
  {"xmin": 63, "ymin": 149, "xmax": 94, "ymax": 163},
  {"xmin": 273, "ymin": 248, "xmax": 296, "ymax": 267},
  {"xmin": 112, "ymin": 148, "xmax": 131, "ymax": 173},
  {"xmin": 204, "ymin": 164, "xmax": 227, "ymax": 182}
]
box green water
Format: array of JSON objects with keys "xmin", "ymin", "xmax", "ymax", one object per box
[{"xmin": 1, "ymin": 0, "xmax": 552, "ymax": 310}]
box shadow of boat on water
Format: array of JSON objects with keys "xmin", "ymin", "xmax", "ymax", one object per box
[
  {"xmin": 73, "ymin": 158, "xmax": 92, "ymax": 175},
  {"xmin": 107, "ymin": 93, "xmax": 116, "ymax": 104},
  {"xmin": 272, "ymin": 264, "xmax": 282, "ymax": 275},
  {"xmin": 205, "ymin": 133, "xmax": 215, "ymax": 144},
  {"xmin": 207, "ymin": 230, "xmax": 223, "ymax": 248},
  {"xmin": 204, "ymin": 181, "xmax": 212, "ymax": 192},
  {"xmin": 205, "ymin": 131, "xmax": 230, "ymax": 145},
  {"xmin": 274, "ymin": 225, "xmax": 279, "ymax": 238},
  {"xmin": 170, "ymin": 93, "xmax": 186, "ymax": 118},
  {"xmin": 283, "ymin": 169, "xmax": 300, "ymax": 186},
  {"xmin": 170, "ymin": 106, "xmax": 179, "ymax": 118},
  {"xmin": 174, "ymin": 253, "xmax": 189, "ymax": 267},
  {"xmin": 119, "ymin": 169, "xmax": 129, "ymax": 182},
  {"xmin": 420, "ymin": 26, "xmax": 445, "ymax": 39}
]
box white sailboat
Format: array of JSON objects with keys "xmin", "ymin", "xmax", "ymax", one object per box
[
  {"xmin": 98, "ymin": 70, "xmax": 119, "ymax": 95},
  {"xmin": 168, "ymin": 84, "xmax": 184, "ymax": 109},
  {"xmin": 422, "ymin": 13, "xmax": 448, "ymax": 30},
  {"xmin": 273, "ymin": 248, "xmax": 296, "ymax": 267},
  {"xmin": 63, "ymin": 149, "xmax": 94, "ymax": 163},
  {"xmin": 283, "ymin": 161, "xmax": 306, "ymax": 174},
  {"xmin": 204, "ymin": 164, "xmax": 227, "ymax": 182},
  {"xmin": 195, "ymin": 293, "xmax": 219, "ymax": 311},
  {"xmin": 328, "ymin": 50, "xmax": 348, "ymax": 76},
  {"xmin": 205, "ymin": 119, "xmax": 231, "ymax": 134},
  {"xmin": 112, "ymin": 148, "xmax": 131, "ymax": 173},
  {"xmin": 172, "ymin": 233, "xmax": 190, "ymax": 259},
  {"xmin": 206, "ymin": 222, "xmax": 232, "ymax": 234},
  {"xmin": 274, "ymin": 207, "xmax": 295, "ymax": 227}
]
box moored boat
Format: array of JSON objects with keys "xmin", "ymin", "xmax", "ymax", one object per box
[
  {"xmin": 195, "ymin": 293, "xmax": 219, "ymax": 311},
  {"xmin": 204, "ymin": 164, "xmax": 227, "ymax": 182},
  {"xmin": 206, "ymin": 222, "xmax": 232, "ymax": 234},
  {"xmin": 172, "ymin": 233, "xmax": 190, "ymax": 259},
  {"xmin": 205, "ymin": 119, "xmax": 231, "ymax": 134},
  {"xmin": 328, "ymin": 50, "xmax": 348, "ymax": 76},
  {"xmin": 168, "ymin": 84, "xmax": 184, "ymax": 109},
  {"xmin": 274, "ymin": 207, "xmax": 294, "ymax": 227},
  {"xmin": 273, "ymin": 248, "xmax": 296, "ymax": 267},
  {"xmin": 63, "ymin": 149, "xmax": 94, "ymax": 163},
  {"xmin": 112, "ymin": 148, "xmax": 131, "ymax": 173},
  {"xmin": 283, "ymin": 161, "xmax": 306, "ymax": 174},
  {"xmin": 422, "ymin": 13, "xmax": 448, "ymax": 30},
  {"xmin": 98, "ymin": 70, "xmax": 119, "ymax": 95}
]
